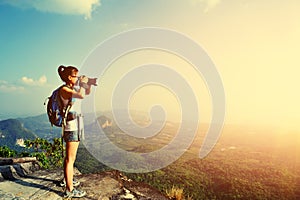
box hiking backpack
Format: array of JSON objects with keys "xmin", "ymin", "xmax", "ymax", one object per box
[{"xmin": 45, "ymin": 85, "xmax": 71, "ymax": 127}]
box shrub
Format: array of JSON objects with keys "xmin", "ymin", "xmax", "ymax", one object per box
[
  {"xmin": 166, "ymin": 185, "xmax": 185, "ymax": 200},
  {"xmin": 0, "ymin": 146, "xmax": 16, "ymax": 157},
  {"xmin": 24, "ymin": 138, "xmax": 64, "ymax": 169}
]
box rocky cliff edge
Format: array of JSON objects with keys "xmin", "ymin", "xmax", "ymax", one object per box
[{"xmin": 0, "ymin": 161, "xmax": 169, "ymax": 200}]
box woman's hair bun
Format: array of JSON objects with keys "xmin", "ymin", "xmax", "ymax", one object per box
[
  {"xmin": 57, "ymin": 64, "xmax": 78, "ymax": 82},
  {"xmin": 58, "ymin": 65, "xmax": 65, "ymax": 72}
]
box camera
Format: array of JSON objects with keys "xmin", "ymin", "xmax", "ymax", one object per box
[
  {"xmin": 78, "ymin": 75, "xmax": 98, "ymax": 88},
  {"xmin": 87, "ymin": 77, "xmax": 97, "ymax": 86}
]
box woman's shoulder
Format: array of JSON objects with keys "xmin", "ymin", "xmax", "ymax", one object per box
[
  {"xmin": 59, "ymin": 85, "xmax": 74, "ymax": 99},
  {"xmin": 60, "ymin": 84, "xmax": 75, "ymax": 92}
]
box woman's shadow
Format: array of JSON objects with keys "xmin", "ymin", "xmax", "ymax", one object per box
[{"xmin": 1, "ymin": 164, "xmax": 64, "ymax": 197}]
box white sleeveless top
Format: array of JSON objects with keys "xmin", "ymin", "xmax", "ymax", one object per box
[{"xmin": 61, "ymin": 85, "xmax": 84, "ymax": 132}]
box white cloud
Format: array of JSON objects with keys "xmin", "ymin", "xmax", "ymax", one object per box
[
  {"xmin": 190, "ymin": 0, "xmax": 221, "ymax": 13},
  {"xmin": 0, "ymin": 80, "xmax": 25, "ymax": 93},
  {"xmin": 38, "ymin": 75, "xmax": 47, "ymax": 85},
  {"xmin": 21, "ymin": 75, "xmax": 47, "ymax": 86},
  {"xmin": 21, "ymin": 77, "xmax": 34, "ymax": 84},
  {"xmin": 0, "ymin": 75, "xmax": 47, "ymax": 92},
  {"xmin": 0, "ymin": 80, "xmax": 8, "ymax": 84},
  {"xmin": 1, "ymin": 0, "xmax": 101, "ymax": 19}
]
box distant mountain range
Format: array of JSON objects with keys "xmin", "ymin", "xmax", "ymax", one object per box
[
  {"xmin": 0, "ymin": 114, "xmax": 62, "ymax": 150},
  {"xmin": 0, "ymin": 110, "xmax": 185, "ymax": 151},
  {"xmin": 0, "ymin": 112, "xmax": 115, "ymax": 151},
  {"xmin": 17, "ymin": 114, "xmax": 61, "ymax": 139},
  {"xmin": 0, "ymin": 118, "xmax": 36, "ymax": 150}
]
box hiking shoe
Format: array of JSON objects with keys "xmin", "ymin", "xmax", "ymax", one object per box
[
  {"xmin": 64, "ymin": 188, "xmax": 86, "ymax": 198},
  {"xmin": 60, "ymin": 179, "xmax": 80, "ymax": 187}
]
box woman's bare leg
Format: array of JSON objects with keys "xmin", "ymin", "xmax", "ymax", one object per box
[{"xmin": 64, "ymin": 141, "xmax": 79, "ymax": 192}]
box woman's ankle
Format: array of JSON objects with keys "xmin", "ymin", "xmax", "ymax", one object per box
[{"xmin": 66, "ymin": 186, "xmax": 73, "ymax": 192}]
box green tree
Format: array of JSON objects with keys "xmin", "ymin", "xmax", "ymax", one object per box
[{"xmin": 24, "ymin": 138, "xmax": 64, "ymax": 169}]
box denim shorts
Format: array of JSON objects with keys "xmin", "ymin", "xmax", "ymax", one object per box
[{"xmin": 63, "ymin": 129, "xmax": 84, "ymax": 142}]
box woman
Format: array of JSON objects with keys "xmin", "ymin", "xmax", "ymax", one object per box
[{"xmin": 57, "ymin": 65, "xmax": 90, "ymax": 198}]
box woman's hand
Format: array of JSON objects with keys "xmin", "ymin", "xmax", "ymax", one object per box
[
  {"xmin": 79, "ymin": 75, "xmax": 88, "ymax": 83},
  {"xmin": 79, "ymin": 76, "xmax": 89, "ymax": 89}
]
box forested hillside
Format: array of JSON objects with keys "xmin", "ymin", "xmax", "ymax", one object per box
[
  {"xmin": 1, "ymin": 114, "xmax": 299, "ymax": 199},
  {"xmin": 0, "ymin": 119, "xmax": 36, "ymax": 149},
  {"xmin": 76, "ymin": 119, "xmax": 300, "ymax": 199}
]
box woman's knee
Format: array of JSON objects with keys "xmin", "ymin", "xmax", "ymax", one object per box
[
  {"xmin": 65, "ymin": 141, "xmax": 79, "ymax": 157},
  {"xmin": 65, "ymin": 155, "xmax": 76, "ymax": 164}
]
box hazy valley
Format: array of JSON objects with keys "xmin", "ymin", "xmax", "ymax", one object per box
[{"xmin": 1, "ymin": 113, "xmax": 300, "ymax": 199}]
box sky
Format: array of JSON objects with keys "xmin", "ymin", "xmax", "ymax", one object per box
[{"xmin": 0, "ymin": 0, "xmax": 299, "ymax": 131}]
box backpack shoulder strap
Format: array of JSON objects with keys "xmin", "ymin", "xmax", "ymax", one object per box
[
  {"xmin": 59, "ymin": 85, "xmax": 73, "ymax": 125},
  {"xmin": 59, "ymin": 84, "xmax": 73, "ymax": 105}
]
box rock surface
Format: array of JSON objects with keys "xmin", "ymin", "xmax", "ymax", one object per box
[{"xmin": 0, "ymin": 162, "xmax": 169, "ymax": 200}]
